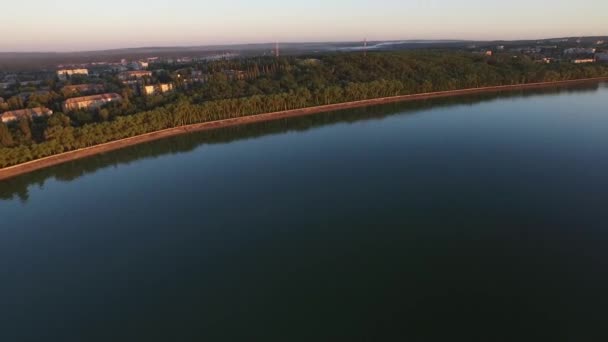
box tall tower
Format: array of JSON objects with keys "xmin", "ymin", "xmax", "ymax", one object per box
[
  {"xmin": 364, "ymin": 38, "xmax": 368, "ymax": 57},
  {"xmin": 275, "ymin": 42, "xmax": 280, "ymax": 58}
]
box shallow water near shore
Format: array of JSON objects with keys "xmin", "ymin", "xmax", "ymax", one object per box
[{"xmin": 2, "ymin": 82, "xmax": 608, "ymax": 340}]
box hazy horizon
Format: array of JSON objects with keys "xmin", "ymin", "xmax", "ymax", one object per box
[
  {"xmin": 3, "ymin": 36, "xmax": 608, "ymax": 54},
  {"xmin": 2, "ymin": 0, "xmax": 607, "ymax": 52}
]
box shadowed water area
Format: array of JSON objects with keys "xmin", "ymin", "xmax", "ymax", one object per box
[{"xmin": 1, "ymin": 82, "xmax": 608, "ymax": 341}]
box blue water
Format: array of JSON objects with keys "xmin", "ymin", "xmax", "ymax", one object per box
[{"xmin": 1, "ymin": 83, "xmax": 608, "ymax": 341}]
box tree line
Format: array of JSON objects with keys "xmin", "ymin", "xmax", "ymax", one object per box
[{"xmin": 2, "ymin": 51, "xmax": 608, "ymax": 168}]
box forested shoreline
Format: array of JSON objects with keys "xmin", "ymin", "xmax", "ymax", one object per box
[{"xmin": 2, "ymin": 51, "xmax": 608, "ymax": 168}]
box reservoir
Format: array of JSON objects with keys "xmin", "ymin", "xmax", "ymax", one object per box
[{"xmin": 1, "ymin": 82, "xmax": 608, "ymax": 341}]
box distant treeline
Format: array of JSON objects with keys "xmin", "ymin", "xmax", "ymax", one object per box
[{"xmin": 2, "ymin": 51, "xmax": 608, "ymax": 168}]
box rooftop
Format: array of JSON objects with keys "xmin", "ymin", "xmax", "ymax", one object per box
[
  {"xmin": 63, "ymin": 93, "xmax": 122, "ymax": 104},
  {"xmin": 1, "ymin": 107, "xmax": 53, "ymax": 122}
]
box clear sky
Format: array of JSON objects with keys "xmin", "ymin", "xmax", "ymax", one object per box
[{"xmin": 1, "ymin": 0, "xmax": 606, "ymax": 52}]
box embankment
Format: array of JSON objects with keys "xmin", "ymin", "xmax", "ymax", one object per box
[{"xmin": 1, "ymin": 77, "xmax": 607, "ymax": 181}]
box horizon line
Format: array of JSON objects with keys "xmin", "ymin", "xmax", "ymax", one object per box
[{"xmin": 1, "ymin": 35, "xmax": 607, "ymax": 54}]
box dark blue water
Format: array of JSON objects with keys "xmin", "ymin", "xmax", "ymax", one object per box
[{"xmin": 1, "ymin": 83, "xmax": 608, "ymax": 341}]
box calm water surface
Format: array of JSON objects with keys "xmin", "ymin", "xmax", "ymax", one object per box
[{"xmin": 2, "ymin": 83, "xmax": 608, "ymax": 341}]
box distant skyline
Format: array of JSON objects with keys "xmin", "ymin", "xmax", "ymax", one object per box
[{"xmin": 2, "ymin": 0, "xmax": 607, "ymax": 52}]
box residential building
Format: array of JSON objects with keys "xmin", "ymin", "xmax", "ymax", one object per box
[
  {"xmin": 129, "ymin": 61, "xmax": 149, "ymax": 70},
  {"xmin": 19, "ymin": 80, "xmax": 43, "ymax": 87},
  {"xmin": 118, "ymin": 71, "xmax": 152, "ymax": 81},
  {"xmin": 62, "ymin": 84, "xmax": 105, "ymax": 95},
  {"xmin": 224, "ymin": 69, "xmax": 247, "ymax": 80},
  {"xmin": 57, "ymin": 69, "xmax": 89, "ymax": 80},
  {"xmin": 564, "ymin": 48, "xmax": 596, "ymax": 55},
  {"xmin": 572, "ymin": 58, "xmax": 595, "ymax": 64},
  {"xmin": 62, "ymin": 93, "xmax": 122, "ymax": 112},
  {"xmin": 1, "ymin": 107, "xmax": 53, "ymax": 123},
  {"xmin": 142, "ymin": 83, "xmax": 174, "ymax": 96},
  {"xmin": 0, "ymin": 81, "xmax": 16, "ymax": 89},
  {"xmin": 596, "ymin": 53, "xmax": 608, "ymax": 63}
]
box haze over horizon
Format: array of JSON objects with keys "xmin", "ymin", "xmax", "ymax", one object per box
[{"xmin": 1, "ymin": 0, "xmax": 607, "ymax": 52}]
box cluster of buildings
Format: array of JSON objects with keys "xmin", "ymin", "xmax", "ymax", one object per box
[
  {"xmin": 1, "ymin": 74, "xmax": 44, "ymax": 90},
  {"xmin": 123, "ymin": 60, "xmax": 149, "ymax": 70},
  {"xmin": 568, "ymin": 50, "xmax": 608, "ymax": 64},
  {"xmin": 57, "ymin": 69, "xmax": 89, "ymax": 80},
  {"xmin": 179, "ymin": 69, "xmax": 247, "ymax": 85},
  {"xmin": 142, "ymin": 83, "xmax": 173, "ymax": 96},
  {"xmin": 564, "ymin": 47, "xmax": 597, "ymax": 55},
  {"xmin": 54, "ymin": 65, "xmax": 178, "ymax": 110},
  {"xmin": 473, "ymin": 41, "xmax": 608, "ymax": 65},
  {"xmin": 0, "ymin": 51, "xmax": 261, "ymax": 126},
  {"xmin": 0, "ymin": 94, "xmax": 123, "ymax": 123},
  {"xmin": 118, "ymin": 70, "xmax": 153, "ymax": 82}
]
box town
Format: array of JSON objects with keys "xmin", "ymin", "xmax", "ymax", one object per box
[
  {"xmin": 1, "ymin": 38, "xmax": 607, "ymax": 125},
  {"xmin": 0, "ymin": 52, "xmax": 242, "ymax": 124}
]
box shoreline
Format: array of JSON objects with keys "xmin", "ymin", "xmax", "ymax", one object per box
[{"xmin": 1, "ymin": 77, "xmax": 607, "ymax": 181}]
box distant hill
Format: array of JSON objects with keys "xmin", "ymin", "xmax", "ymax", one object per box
[{"xmin": 0, "ymin": 37, "xmax": 606, "ymax": 71}]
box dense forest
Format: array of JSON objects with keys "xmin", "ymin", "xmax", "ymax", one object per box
[{"xmin": 1, "ymin": 51, "xmax": 608, "ymax": 168}]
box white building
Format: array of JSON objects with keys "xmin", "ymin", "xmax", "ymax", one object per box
[{"xmin": 1, "ymin": 107, "xmax": 53, "ymax": 123}]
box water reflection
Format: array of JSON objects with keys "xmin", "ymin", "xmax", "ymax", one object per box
[{"xmin": 0, "ymin": 82, "xmax": 601, "ymax": 202}]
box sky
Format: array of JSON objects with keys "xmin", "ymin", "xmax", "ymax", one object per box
[{"xmin": 1, "ymin": 0, "xmax": 606, "ymax": 52}]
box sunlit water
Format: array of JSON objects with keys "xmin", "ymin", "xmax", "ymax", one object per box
[{"xmin": 2, "ymin": 83, "xmax": 608, "ymax": 341}]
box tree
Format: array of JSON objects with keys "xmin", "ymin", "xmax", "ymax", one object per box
[
  {"xmin": 47, "ymin": 113, "xmax": 71, "ymax": 128},
  {"xmin": 1, "ymin": 50, "xmax": 608, "ymax": 168},
  {"xmin": 98, "ymin": 108, "xmax": 110, "ymax": 122},
  {"xmin": 18, "ymin": 117, "xmax": 32, "ymax": 142},
  {"xmin": 7, "ymin": 96, "xmax": 24, "ymax": 110},
  {"xmin": 0, "ymin": 122, "xmax": 13, "ymax": 147}
]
